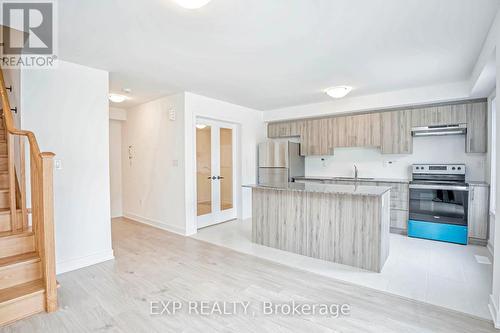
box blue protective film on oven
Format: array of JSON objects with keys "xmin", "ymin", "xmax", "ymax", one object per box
[{"xmin": 408, "ymin": 219, "xmax": 468, "ymax": 245}]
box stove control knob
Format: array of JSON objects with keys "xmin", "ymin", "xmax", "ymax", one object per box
[
  {"xmin": 457, "ymin": 167, "xmax": 462, "ymax": 170},
  {"xmin": 452, "ymin": 167, "xmax": 456, "ymax": 170}
]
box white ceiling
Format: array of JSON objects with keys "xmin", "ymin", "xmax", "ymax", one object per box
[{"xmin": 58, "ymin": 0, "xmax": 499, "ymax": 110}]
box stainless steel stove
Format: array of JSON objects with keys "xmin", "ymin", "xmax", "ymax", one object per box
[{"xmin": 408, "ymin": 164, "xmax": 469, "ymax": 245}]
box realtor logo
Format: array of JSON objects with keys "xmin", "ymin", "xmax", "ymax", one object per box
[{"xmin": 1, "ymin": 1, "xmax": 57, "ymax": 68}]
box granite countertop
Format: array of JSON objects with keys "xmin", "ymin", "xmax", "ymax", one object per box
[
  {"xmin": 243, "ymin": 182, "xmax": 391, "ymax": 196},
  {"xmin": 294, "ymin": 176, "xmax": 410, "ymax": 184}
]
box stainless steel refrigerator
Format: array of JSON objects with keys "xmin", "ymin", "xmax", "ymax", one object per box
[{"xmin": 258, "ymin": 141, "xmax": 305, "ymax": 185}]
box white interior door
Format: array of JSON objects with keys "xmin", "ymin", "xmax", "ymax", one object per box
[{"xmin": 196, "ymin": 118, "xmax": 237, "ymax": 229}]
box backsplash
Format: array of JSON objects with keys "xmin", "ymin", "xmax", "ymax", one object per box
[{"xmin": 305, "ymin": 135, "xmax": 487, "ymax": 182}]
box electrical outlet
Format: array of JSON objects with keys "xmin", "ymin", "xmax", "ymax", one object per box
[{"xmin": 383, "ymin": 160, "xmax": 395, "ymax": 168}]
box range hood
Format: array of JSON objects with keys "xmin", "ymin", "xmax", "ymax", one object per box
[{"xmin": 411, "ymin": 124, "xmax": 467, "ymax": 137}]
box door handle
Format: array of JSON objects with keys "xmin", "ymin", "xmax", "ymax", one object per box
[
  {"xmin": 217, "ymin": 176, "xmax": 224, "ymax": 180},
  {"xmin": 207, "ymin": 176, "xmax": 217, "ymax": 180}
]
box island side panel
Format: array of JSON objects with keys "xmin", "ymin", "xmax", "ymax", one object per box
[
  {"xmin": 252, "ymin": 188, "xmax": 307, "ymax": 254},
  {"xmin": 307, "ymin": 192, "xmax": 382, "ymax": 272},
  {"xmin": 378, "ymin": 191, "xmax": 391, "ymax": 270}
]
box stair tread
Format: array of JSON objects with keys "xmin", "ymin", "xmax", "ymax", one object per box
[
  {"xmin": 0, "ymin": 252, "xmax": 39, "ymax": 268},
  {"xmin": 0, "ymin": 208, "xmax": 22, "ymax": 215},
  {"xmin": 0, "ymin": 228, "xmax": 33, "ymax": 239},
  {"xmin": 0, "ymin": 279, "xmax": 44, "ymax": 304}
]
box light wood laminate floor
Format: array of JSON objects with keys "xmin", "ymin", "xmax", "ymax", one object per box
[{"xmin": 1, "ymin": 217, "xmax": 496, "ymax": 332}]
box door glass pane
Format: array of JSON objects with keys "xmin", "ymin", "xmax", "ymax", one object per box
[
  {"xmin": 220, "ymin": 128, "xmax": 233, "ymax": 211},
  {"xmin": 196, "ymin": 125, "xmax": 212, "ymax": 216}
]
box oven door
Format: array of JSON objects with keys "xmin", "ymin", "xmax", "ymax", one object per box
[{"xmin": 409, "ymin": 184, "xmax": 469, "ymax": 226}]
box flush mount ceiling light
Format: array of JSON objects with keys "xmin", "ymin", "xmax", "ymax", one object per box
[
  {"xmin": 196, "ymin": 124, "xmax": 208, "ymax": 129},
  {"xmin": 173, "ymin": 0, "xmax": 212, "ymax": 9},
  {"xmin": 109, "ymin": 93, "xmax": 128, "ymax": 103},
  {"xmin": 325, "ymin": 86, "xmax": 353, "ymax": 99}
]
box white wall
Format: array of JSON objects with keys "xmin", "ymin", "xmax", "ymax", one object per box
[
  {"xmin": 21, "ymin": 60, "xmax": 114, "ymax": 274},
  {"xmin": 110, "ymin": 107, "xmax": 127, "ymax": 121},
  {"xmin": 121, "ymin": 93, "xmax": 187, "ymax": 235},
  {"xmin": 306, "ymin": 135, "xmax": 487, "ymax": 182},
  {"xmin": 109, "ymin": 119, "xmax": 123, "ymax": 218},
  {"xmin": 184, "ymin": 92, "xmax": 265, "ymax": 234},
  {"xmin": 487, "ymin": 90, "xmax": 496, "ymax": 254}
]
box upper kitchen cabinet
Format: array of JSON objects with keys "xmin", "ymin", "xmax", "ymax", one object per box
[
  {"xmin": 349, "ymin": 113, "xmax": 381, "ymax": 148},
  {"xmin": 411, "ymin": 103, "xmax": 467, "ymax": 127},
  {"xmin": 268, "ymin": 121, "xmax": 291, "ymax": 138},
  {"xmin": 267, "ymin": 99, "xmax": 486, "ymax": 156},
  {"xmin": 380, "ymin": 110, "xmax": 412, "ymax": 154},
  {"xmin": 465, "ymin": 102, "xmax": 487, "ymax": 153},
  {"xmin": 267, "ymin": 120, "xmax": 304, "ymax": 138},
  {"xmin": 327, "ymin": 113, "xmax": 381, "ymax": 150},
  {"xmin": 301, "ymin": 118, "xmax": 329, "ymax": 156}
]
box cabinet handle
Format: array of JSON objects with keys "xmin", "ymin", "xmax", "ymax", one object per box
[{"xmin": 471, "ymin": 188, "xmax": 474, "ymax": 201}]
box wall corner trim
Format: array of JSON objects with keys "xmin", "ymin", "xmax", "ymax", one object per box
[{"xmin": 489, "ymin": 294, "xmax": 500, "ymax": 329}]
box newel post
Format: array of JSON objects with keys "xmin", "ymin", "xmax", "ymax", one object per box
[{"xmin": 40, "ymin": 152, "xmax": 57, "ymax": 312}]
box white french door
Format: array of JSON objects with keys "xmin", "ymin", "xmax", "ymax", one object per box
[{"xmin": 196, "ymin": 118, "xmax": 237, "ymax": 229}]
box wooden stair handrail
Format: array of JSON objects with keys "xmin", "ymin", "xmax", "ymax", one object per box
[
  {"xmin": 0, "ymin": 69, "xmax": 43, "ymax": 162},
  {"xmin": 0, "ymin": 65, "xmax": 57, "ymax": 313}
]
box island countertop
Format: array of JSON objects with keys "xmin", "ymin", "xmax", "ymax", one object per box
[
  {"xmin": 294, "ymin": 176, "xmax": 410, "ymax": 184},
  {"xmin": 243, "ymin": 182, "xmax": 391, "ymax": 196}
]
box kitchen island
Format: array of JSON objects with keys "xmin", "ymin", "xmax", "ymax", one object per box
[{"xmin": 244, "ymin": 182, "xmax": 391, "ymax": 272}]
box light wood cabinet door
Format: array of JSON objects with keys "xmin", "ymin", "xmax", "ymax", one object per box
[
  {"xmin": 468, "ymin": 184, "xmax": 489, "ymax": 240},
  {"xmin": 411, "ymin": 104, "xmax": 467, "ymax": 127},
  {"xmin": 330, "ymin": 116, "xmax": 348, "ymax": 148},
  {"xmin": 258, "ymin": 142, "xmax": 288, "ymax": 167},
  {"xmin": 289, "ymin": 120, "xmax": 304, "ymax": 137},
  {"xmin": 466, "ymin": 102, "xmax": 487, "ymax": 153},
  {"xmin": 380, "ymin": 110, "xmax": 412, "ymax": 154},
  {"xmin": 301, "ymin": 118, "xmax": 329, "ymax": 156},
  {"xmin": 329, "ymin": 114, "xmax": 380, "ymax": 150},
  {"xmin": 356, "ymin": 113, "xmax": 381, "ymax": 147},
  {"xmin": 268, "ymin": 122, "xmax": 291, "ymax": 138}
]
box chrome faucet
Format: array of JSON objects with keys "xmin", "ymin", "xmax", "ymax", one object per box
[{"xmin": 354, "ymin": 164, "xmax": 358, "ymax": 182}]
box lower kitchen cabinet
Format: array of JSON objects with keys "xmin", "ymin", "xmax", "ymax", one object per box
[
  {"xmin": 390, "ymin": 209, "xmax": 409, "ymax": 232},
  {"xmin": 468, "ymin": 183, "xmax": 489, "ymax": 242}
]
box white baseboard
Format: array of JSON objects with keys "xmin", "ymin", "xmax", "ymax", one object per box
[
  {"xmin": 489, "ymin": 294, "xmax": 500, "ymax": 329},
  {"xmin": 123, "ymin": 212, "xmax": 187, "ymax": 236},
  {"xmin": 56, "ymin": 249, "xmax": 115, "ymax": 275}
]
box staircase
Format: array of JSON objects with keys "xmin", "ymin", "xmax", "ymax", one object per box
[{"xmin": 0, "ymin": 67, "xmax": 57, "ymax": 326}]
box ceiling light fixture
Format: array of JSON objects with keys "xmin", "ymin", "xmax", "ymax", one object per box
[
  {"xmin": 196, "ymin": 124, "xmax": 208, "ymax": 129},
  {"xmin": 109, "ymin": 93, "xmax": 128, "ymax": 103},
  {"xmin": 325, "ymin": 86, "xmax": 353, "ymax": 99},
  {"xmin": 173, "ymin": 0, "xmax": 212, "ymax": 9}
]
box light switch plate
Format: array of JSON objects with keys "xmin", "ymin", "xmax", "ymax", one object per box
[
  {"xmin": 169, "ymin": 109, "xmax": 176, "ymax": 121},
  {"xmin": 54, "ymin": 159, "xmax": 62, "ymax": 170}
]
